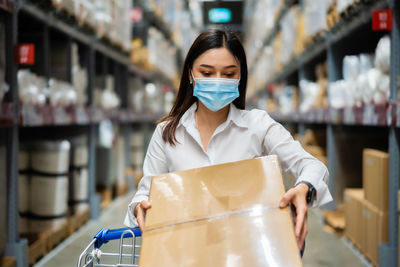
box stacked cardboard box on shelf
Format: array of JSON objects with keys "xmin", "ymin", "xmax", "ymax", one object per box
[{"xmin": 343, "ymin": 148, "xmax": 389, "ymax": 266}]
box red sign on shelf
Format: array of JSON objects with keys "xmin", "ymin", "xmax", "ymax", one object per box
[
  {"xmin": 130, "ymin": 8, "xmax": 143, "ymax": 23},
  {"xmin": 372, "ymin": 10, "xmax": 393, "ymax": 31},
  {"xmin": 14, "ymin": 44, "xmax": 35, "ymax": 65}
]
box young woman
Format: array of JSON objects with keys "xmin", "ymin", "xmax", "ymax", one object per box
[{"xmin": 124, "ymin": 29, "xmax": 333, "ymax": 252}]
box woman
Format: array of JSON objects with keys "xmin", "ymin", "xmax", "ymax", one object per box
[{"xmin": 124, "ymin": 29, "xmax": 333, "ymax": 252}]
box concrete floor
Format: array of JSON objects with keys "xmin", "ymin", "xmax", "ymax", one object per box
[{"xmin": 34, "ymin": 191, "xmax": 371, "ymax": 267}]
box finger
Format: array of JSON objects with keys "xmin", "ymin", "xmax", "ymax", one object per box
[
  {"xmin": 295, "ymin": 204, "xmax": 307, "ymax": 238},
  {"xmin": 136, "ymin": 209, "xmax": 145, "ymax": 232},
  {"xmin": 280, "ymin": 189, "xmax": 295, "ymax": 208},
  {"xmin": 299, "ymin": 217, "xmax": 308, "ymax": 249},
  {"xmin": 140, "ymin": 200, "xmax": 152, "ymax": 210}
]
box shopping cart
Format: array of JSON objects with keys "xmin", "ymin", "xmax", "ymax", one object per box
[{"xmin": 77, "ymin": 227, "xmax": 141, "ymax": 267}]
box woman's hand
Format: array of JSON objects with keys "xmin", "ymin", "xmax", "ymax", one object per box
[
  {"xmin": 279, "ymin": 183, "xmax": 309, "ymax": 249},
  {"xmin": 134, "ymin": 200, "xmax": 152, "ymax": 232}
]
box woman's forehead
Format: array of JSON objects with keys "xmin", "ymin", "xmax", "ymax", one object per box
[{"xmin": 193, "ymin": 48, "xmax": 240, "ymax": 68}]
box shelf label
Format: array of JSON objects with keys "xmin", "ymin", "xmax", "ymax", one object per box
[
  {"xmin": 14, "ymin": 44, "xmax": 35, "ymax": 65},
  {"xmin": 130, "ymin": 8, "xmax": 143, "ymax": 22},
  {"xmin": 372, "ymin": 10, "xmax": 393, "ymax": 31}
]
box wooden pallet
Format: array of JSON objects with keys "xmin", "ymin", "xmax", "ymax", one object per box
[
  {"xmin": 340, "ymin": 0, "xmax": 361, "ymax": 16},
  {"xmin": 323, "ymin": 209, "xmax": 345, "ymax": 236},
  {"xmin": 115, "ymin": 180, "xmax": 130, "ymax": 197},
  {"xmin": 67, "ymin": 205, "xmax": 90, "ymax": 236},
  {"xmin": 98, "ymin": 188, "xmax": 113, "ymax": 210},
  {"xmin": 46, "ymin": 221, "xmax": 70, "ymax": 251},
  {"xmin": 1, "ymin": 257, "xmax": 16, "ymax": 267},
  {"xmin": 22, "ymin": 232, "xmax": 50, "ymax": 265}
]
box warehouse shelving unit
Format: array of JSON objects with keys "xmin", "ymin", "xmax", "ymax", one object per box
[
  {"xmin": 249, "ymin": 0, "xmax": 399, "ymax": 266},
  {"xmin": 1, "ymin": 1, "xmax": 175, "ymax": 266}
]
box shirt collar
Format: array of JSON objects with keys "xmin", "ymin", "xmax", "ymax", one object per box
[{"xmin": 179, "ymin": 102, "xmax": 248, "ymax": 129}]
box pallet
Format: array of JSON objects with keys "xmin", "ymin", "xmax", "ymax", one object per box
[
  {"xmin": 98, "ymin": 188, "xmax": 113, "ymax": 210},
  {"xmin": 339, "ymin": 0, "xmax": 361, "ymax": 16},
  {"xmin": 46, "ymin": 221, "xmax": 70, "ymax": 251},
  {"xmin": 67, "ymin": 205, "xmax": 90, "ymax": 236},
  {"xmin": 22, "ymin": 232, "xmax": 50, "ymax": 265},
  {"xmin": 1, "ymin": 257, "xmax": 16, "ymax": 267},
  {"xmin": 115, "ymin": 180, "xmax": 130, "ymax": 197},
  {"xmin": 323, "ymin": 209, "xmax": 345, "ymax": 235}
]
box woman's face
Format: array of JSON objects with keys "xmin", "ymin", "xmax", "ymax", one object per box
[{"xmin": 191, "ymin": 47, "xmax": 241, "ymax": 81}]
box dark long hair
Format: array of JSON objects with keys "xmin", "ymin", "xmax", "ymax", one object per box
[{"xmin": 158, "ymin": 29, "xmax": 248, "ymax": 145}]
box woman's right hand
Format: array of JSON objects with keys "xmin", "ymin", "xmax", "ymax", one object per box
[{"xmin": 134, "ymin": 200, "xmax": 152, "ymax": 232}]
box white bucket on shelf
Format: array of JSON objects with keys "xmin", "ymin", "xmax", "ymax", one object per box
[
  {"xmin": 30, "ymin": 140, "xmax": 70, "ymax": 174},
  {"xmin": 28, "ymin": 217, "xmax": 67, "ymax": 233},
  {"xmin": 72, "ymin": 168, "xmax": 88, "ymax": 201},
  {"xmin": 70, "ymin": 136, "xmax": 88, "ymax": 167},
  {"xmin": 29, "ymin": 175, "xmax": 68, "ymax": 217}
]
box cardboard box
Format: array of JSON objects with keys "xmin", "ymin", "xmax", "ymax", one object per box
[
  {"xmin": 343, "ymin": 188, "xmax": 364, "ymax": 249},
  {"xmin": 363, "ymin": 149, "xmax": 389, "ymax": 212},
  {"xmin": 361, "ymin": 199, "xmax": 388, "ymax": 266},
  {"xmin": 140, "ymin": 156, "xmax": 302, "ymax": 267}
]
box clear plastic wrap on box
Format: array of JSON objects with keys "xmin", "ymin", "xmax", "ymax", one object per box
[
  {"xmin": 18, "ymin": 70, "xmax": 47, "ymax": 105},
  {"xmin": 374, "ymin": 35, "xmax": 390, "ymax": 74},
  {"xmin": 304, "ymin": 0, "xmax": 330, "ymax": 37},
  {"xmin": 299, "ymin": 80, "xmax": 320, "ymax": 112}
]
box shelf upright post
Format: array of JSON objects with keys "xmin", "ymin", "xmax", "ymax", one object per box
[
  {"xmin": 298, "ymin": 67, "xmax": 306, "ymax": 136},
  {"xmin": 4, "ymin": 1, "xmax": 29, "ymax": 266},
  {"xmin": 87, "ymin": 45, "xmax": 101, "ymax": 219},
  {"xmin": 379, "ymin": 0, "xmax": 400, "ymax": 266},
  {"xmin": 325, "ymin": 35, "xmax": 342, "ymax": 210}
]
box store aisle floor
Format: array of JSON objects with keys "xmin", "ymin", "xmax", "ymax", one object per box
[{"xmin": 35, "ymin": 192, "xmax": 370, "ymax": 267}]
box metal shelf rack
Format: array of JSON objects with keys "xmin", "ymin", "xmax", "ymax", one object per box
[
  {"xmin": 253, "ymin": 1, "xmax": 399, "ymax": 266},
  {"xmin": 1, "ymin": 1, "xmax": 173, "ymax": 266}
]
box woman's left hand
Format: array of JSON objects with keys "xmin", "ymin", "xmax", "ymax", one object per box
[{"xmin": 279, "ymin": 183, "xmax": 309, "ymax": 249}]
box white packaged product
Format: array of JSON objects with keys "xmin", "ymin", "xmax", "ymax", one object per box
[
  {"xmin": 70, "ymin": 136, "xmax": 88, "ymax": 167},
  {"xmin": 374, "ymin": 36, "xmax": 390, "ymax": 74},
  {"xmin": 31, "ymin": 140, "xmax": 71, "ymax": 174},
  {"xmin": 328, "ymin": 80, "xmax": 352, "ymax": 109},
  {"xmin": 71, "ymin": 168, "xmax": 89, "ymax": 203},
  {"xmin": 342, "ymin": 55, "xmax": 359, "ymax": 81},
  {"xmin": 29, "ymin": 175, "xmax": 68, "ymax": 217},
  {"xmin": 299, "ymin": 80, "xmax": 319, "ymax": 112}
]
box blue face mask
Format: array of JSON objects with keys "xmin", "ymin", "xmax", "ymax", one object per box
[{"xmin": 192, "ymin": 73, "xmax": 240, "ymax": 112}]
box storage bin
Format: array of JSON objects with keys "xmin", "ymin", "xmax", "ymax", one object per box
[
  {"xmin": 31, "ymin": 140, "xmax": 71, "ymax": 174},
  {"xmin": 70, "ymin": 136, "xmax": 88, "ymax": 167},
  {"xmin": 29, "ymin": 174, "xmax": 68, "ymax": 232},
  {"xmin": 69, "ymin": 168, "xmax": 89, "ymax": 214}
]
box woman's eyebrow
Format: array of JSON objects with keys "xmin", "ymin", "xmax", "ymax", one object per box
[
  {"xmin": 199, "ymin": 64, "xmax": 215, "ymax": 68},
  {"xmin": 223, "ymin": 65, "xmax": 238, "ymax": 69}
]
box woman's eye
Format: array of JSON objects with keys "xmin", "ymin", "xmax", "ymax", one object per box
[
  {"xmin": 225, "ymin": 73, "xmax": 235, "ymax": 78},
  {"xmin": 202, "ymin": 72, "xmax": 212, "ymax": 77}
]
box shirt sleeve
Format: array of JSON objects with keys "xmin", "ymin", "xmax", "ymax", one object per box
[
  {"xmin": 124, "ymin": 123, "xmax": 169, "ymax": 227},
  {"xmin": 262, "ymin": 115, "xmax": 333, "ymax": 207}
]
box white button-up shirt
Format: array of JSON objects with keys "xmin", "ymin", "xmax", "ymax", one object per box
[{"xmin": 124, "ymin": 103, "xmax": 333, "ymax": 227}]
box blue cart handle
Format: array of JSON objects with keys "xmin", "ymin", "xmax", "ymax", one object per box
[{"xmin": 94, "ymin": 227, "xmax": 141, "ymax": 249}]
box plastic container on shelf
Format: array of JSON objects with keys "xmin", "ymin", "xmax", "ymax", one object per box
[
  {"xmin": 30, "ymin": 140, "xmax": 71, "ymax": 174},
  {"xmin": 69, "ymin": 168, "xmax": 89, "ymax": 214},
  {"xmin": 29, "ymin": 174, "xmax": 69, "ymax": 232},
  {"xmin": 70, "ymin": 136, "xmax": 88, "ymax": 168}
]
